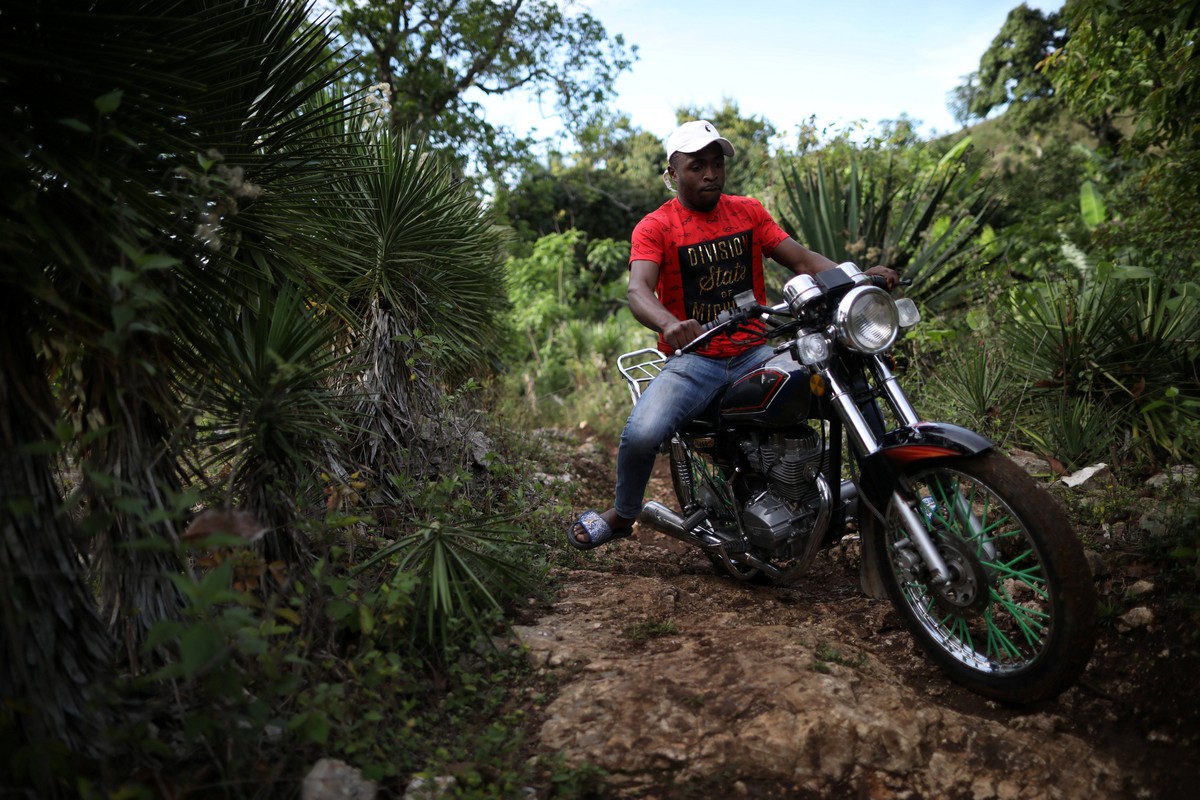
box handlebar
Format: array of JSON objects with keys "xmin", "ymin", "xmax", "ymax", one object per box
[
  {"xmin": 673, "ymin": 275, "xmax": 911, "ymax": 356},
  {"xmin": 672, "ymin": 299, "xmax": 772, "ymax": 357}
]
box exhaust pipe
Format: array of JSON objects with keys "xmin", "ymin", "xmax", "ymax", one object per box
[
  {"xmin": 638, "ymin": 500, "xmax": 807, "ymax": 584},
  {"xmin": 638, "ymin": 501, "xmax": 722, "ymax": 547}
]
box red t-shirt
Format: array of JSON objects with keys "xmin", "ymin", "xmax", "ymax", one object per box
[{"xmin": 630, "ymin": 195, "xmax": 790, "ymax": 357}]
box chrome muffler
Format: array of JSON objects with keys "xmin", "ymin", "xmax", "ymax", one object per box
[
  {"xmin": 638, "ymin": 501, "xmax": 804, "ymax": 583},
  {"xmin": 638, "ymin": 501, "xmax": 722, "ymax": 548}
]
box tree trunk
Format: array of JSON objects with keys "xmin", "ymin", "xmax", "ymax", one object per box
[{"xmin": 0, "ymin": 309, "xmax": 114, "ymax": 786}]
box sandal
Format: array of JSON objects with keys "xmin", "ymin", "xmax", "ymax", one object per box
[{"xmin": 567, "ymin": 510, "xmax": 633, "ymax": 551}]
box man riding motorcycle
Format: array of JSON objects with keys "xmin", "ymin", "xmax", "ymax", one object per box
[{"xmin": 569, "ymin": 119, "xmax": 897, "ymax": 549}]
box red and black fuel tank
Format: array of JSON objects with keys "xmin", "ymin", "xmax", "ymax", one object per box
[{"xmin": 719, "ymin": 350, "xmax": 813, "ymax": 427}]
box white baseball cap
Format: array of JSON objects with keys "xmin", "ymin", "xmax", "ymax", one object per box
[{"xmin": 665, "ymin": 120, "xmax": 735, "ymax": 160}]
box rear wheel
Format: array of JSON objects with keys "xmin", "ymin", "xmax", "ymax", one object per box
[
  {"xmin": 864, "ymin": 452, "xmax": 1097, "ymax": 703},
  {"xmin": 668, "ymin": 439, "xmax": 762, "ymax": 581}
]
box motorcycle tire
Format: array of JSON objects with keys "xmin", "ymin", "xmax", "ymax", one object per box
[
  {"xmin": 668, "ymin": 444, "xmax": 763, "ymax": 582},
  {"xmin": 864, "ymin": 451, "xmax": 1097, "ymax": 704}
]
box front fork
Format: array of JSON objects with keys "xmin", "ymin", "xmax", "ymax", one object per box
[{"xmin": 823, "ymin": 358, "xmax": 955, "ymax": 586}]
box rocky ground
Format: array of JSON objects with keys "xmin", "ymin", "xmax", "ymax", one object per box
[{"xmin": 514, "ymin": 432, "xmax": 1200, "ymax": 799}]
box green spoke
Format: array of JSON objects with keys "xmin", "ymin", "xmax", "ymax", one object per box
[
  {"xmin": 984, "ymin": 612, "xmax": 1025, "ymax": 660},
  {"xmin": 942, "ymin": 613, "xmax": 975, "ymax": 650},
  {"xmin": 991, "ymin": 549, "xmax": 1045, "ymax": 577},
  {"xmin": 989, "ymin": 592, "xmax": 1049, "ymax": 646}
]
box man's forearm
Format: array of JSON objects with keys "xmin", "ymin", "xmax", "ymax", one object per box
[{"xmin": 628, "ymin": 284, "xmax": 678, "ymax": 334}]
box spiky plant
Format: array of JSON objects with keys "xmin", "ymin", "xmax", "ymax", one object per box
[
  {"xmin": 1, "ymin": 0, "xmax": 353, "ymax": 780},
  {"xmin": 1003, "ymin": 248, "xmax": 1200, "ymax": 466},
  {"xmin": 193, "ymin": 285, "xmax": 350, "ymax": 564},
  {"xmin": 311, "ymin": 128, "xmax": 510, "ymax": 500},
  {"xmin": 355, "ymin": 515, "xmax": 539, "ymax": 665},
  {"xmin": 776, "ymin": 137, "xmax": 995, "ymax": 311}
]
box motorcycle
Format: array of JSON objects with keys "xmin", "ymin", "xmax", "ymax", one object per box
[{"xmin": 618, "ymin": 262, "xmax": 1097, "ymax": 704}]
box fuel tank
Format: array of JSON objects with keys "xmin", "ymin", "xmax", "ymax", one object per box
[{"xmin": 719, "ymin": 349, "xmax": 814, "ymax": 428}]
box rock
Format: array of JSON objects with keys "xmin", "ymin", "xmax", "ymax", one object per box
[
  {"xmin": 518, "ymin": 572, "xmax": 1124, "ymax": 798},
  {"xmin": 1144, "ymin": 465, "xmax": 1198, "ymax": 489},
  {"xmin": 1138, "ymin": 511, "xmax": 1171, "ymax": 538},
  {"xmin": 1084, "ymin": 549, "xmax": 1109, "ymax": 578},
  {"xmin": 1126, "ymin": 580, "xmax": 1155, "ymax": 598},
  {"xmin": 301, "ymin": 758, "xmax": 376, "ymax": 800},
  {"xmin": 1118, "ymin": 606, "xmax": 1154, "ymax": 631},
  {"xmin": 403, "ymin": 775, "xmax": 456, "ymax": 800},
  {"xmin": 1007, "ymin": 448, "xmax": 1053, "ymax": 476}
]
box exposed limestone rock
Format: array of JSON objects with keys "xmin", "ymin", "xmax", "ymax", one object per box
[
  {"xmin": 517, "ymin": 570, "xmax": 1123, "ymax": 798},
  {"xmin": 301, "ymin": 758, "xmax": 376, "ymax": 800}
]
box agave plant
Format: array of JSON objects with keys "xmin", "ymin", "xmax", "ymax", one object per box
[
  {"xmin": 1003, "ymin": 248, "xmax": 1200, "ymax": 466},
  {"xmin": 354, "ymin": 514, "xmax": 539, "ymax": 664},
  {"xmin": 776, "ymin": 137, "xmax": 995, "ymax": 311}
]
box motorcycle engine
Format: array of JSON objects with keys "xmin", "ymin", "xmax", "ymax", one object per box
[{"xmin": 738, "ymin": 427, "xmax": 828, "ymax": 557}]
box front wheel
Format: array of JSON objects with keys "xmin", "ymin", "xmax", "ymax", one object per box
[{"xmin": 864, "ymin": 452, "xmax": 1097, "ymax": 703}]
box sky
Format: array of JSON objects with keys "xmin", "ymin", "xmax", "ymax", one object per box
[{"xmin": 478, "ymin": 0, "xmax": 1064, "ymax": 149}]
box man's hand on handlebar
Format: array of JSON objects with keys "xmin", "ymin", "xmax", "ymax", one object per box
[
  {"xmin": 663, "ymin": 318, "xmax": 704, "ymax": 352},
  {"xmin": 865, "ymin": 265, "xmax": 900, "ymax": 291}
]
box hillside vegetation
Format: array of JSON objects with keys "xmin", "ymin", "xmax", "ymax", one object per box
[{"xmin": 1, "ymin": 1, "xmax": 1197, "ymax": 797}]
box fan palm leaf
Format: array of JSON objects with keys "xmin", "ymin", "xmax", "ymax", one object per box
[
  {"xmin": 2, "ymin": 0, "xmax": 357, "ymax": 753},
  {"xmin": 303, "ymin": 129, "xmax": 509, "ymax": 492}
]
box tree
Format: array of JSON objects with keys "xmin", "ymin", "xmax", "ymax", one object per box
[
  {"xmin": 502, "ymin": 113, "xmax": 665, "ymax": 243},
  {"xmin": 0, "ymin": 0, "xmax": 350, "ymax": 783},
  {"xmin": 959, "ymin": 4, "xmax": 1065, "ymax": 132},
  {"xmin": 1040, "ymin": 0, "xmax": 1200, "ymax": 271},
  {"xmin": 1045, "ymin": 0, "xmax": 1200, "ymax": 151},
  {"xmin": 333, "ymin": 0, "xmax": 636, "ymax": 179}
]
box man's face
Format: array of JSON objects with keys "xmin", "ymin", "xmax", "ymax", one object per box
[{"xmin": 670, "ymin": 142, "xmax": 726, "ymax": 212}]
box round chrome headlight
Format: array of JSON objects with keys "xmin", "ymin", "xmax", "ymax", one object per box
[{"xmin": 835, "ymin": 286, "xmax": 899, "ymax": 353}]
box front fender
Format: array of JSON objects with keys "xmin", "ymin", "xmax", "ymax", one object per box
[
  {"xmin": 877, "ymin": 421, "xmax": 993, "ymax": 465},
  {"xmin": 859, "ymin": 421, "xmax": 992, "ymax": 496}
]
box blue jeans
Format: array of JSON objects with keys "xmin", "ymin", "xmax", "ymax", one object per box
[{"xmin": 614, "ymin": 345, "xmax": 773, "ymax": 520}]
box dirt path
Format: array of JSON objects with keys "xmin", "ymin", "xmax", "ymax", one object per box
[{"xmin": 517, "ymin": 434, "xmax": 1199, "ymax": 798}]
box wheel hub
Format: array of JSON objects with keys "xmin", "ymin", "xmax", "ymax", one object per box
[{"xmin": 930, "ymin": 536, "xmax": 991, "ymax": 617}]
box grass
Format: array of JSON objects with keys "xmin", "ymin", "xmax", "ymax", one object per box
[{"xmin": 624, "ymin": 617, "xmax": 679, "ymax": 642}]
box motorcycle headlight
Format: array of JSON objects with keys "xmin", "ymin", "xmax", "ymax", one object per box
[
  {"xmin": 795, "ymin": 333, "xmax": 829, "ymax": 366},
  {"xmin": 835, "ymin": 286, "xmax": 899, "ymax": 353}
]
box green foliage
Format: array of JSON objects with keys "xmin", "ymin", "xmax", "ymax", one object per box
[
  {"xmin": 982, "ymin": 138, "xmax": 1098, "ymax": 275},
  {"xmin": 958, "ymin": 3, "xmax": 1064, "ymax": 132},
  {"xmin": 195, "ymin": 285, "xmax": 349, "ymax": 560},
  {"xmin": 1001, "ymin": 251, "xmax": 1200, "ymax": 467},
  {"xmin": 333, "ymin": 0, "xmax": 636, "ymax": 180},
  {"xmin": 505, "ymin": 230, "xmax": 593, "ymax": 344},
  {"xmin": 500, "ymin": 230, "xmax": 645, "ymax": 431},
  {"xmin": 624, "ymin": 618, "xmax": 679, "ymax": 642},
  {"xmin": 356, "ymin": 508, "xmax": 541, "ymax": 665},
  {"xmin": 926, "ymin": 335, "xmax": 1021, "ymax": 445},
  {"xmin": 322, "ymin": 128, "xmax": 511, "ymax": 375},
  {"xmin": 1047, "ymin": 0, "xmax": 1200, "ymax": 151},
  {"xmin": 501, "ymin": 113, "xmax": 666, "ymax": 243},
  {"xmin": 777, "ymin": 136, "xmax": 995, "ymax": 311}
]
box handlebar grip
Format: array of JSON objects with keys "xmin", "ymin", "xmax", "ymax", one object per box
[{"xmin": 867, "ymin": 275, "xmax": 912, "ymax": 290}]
